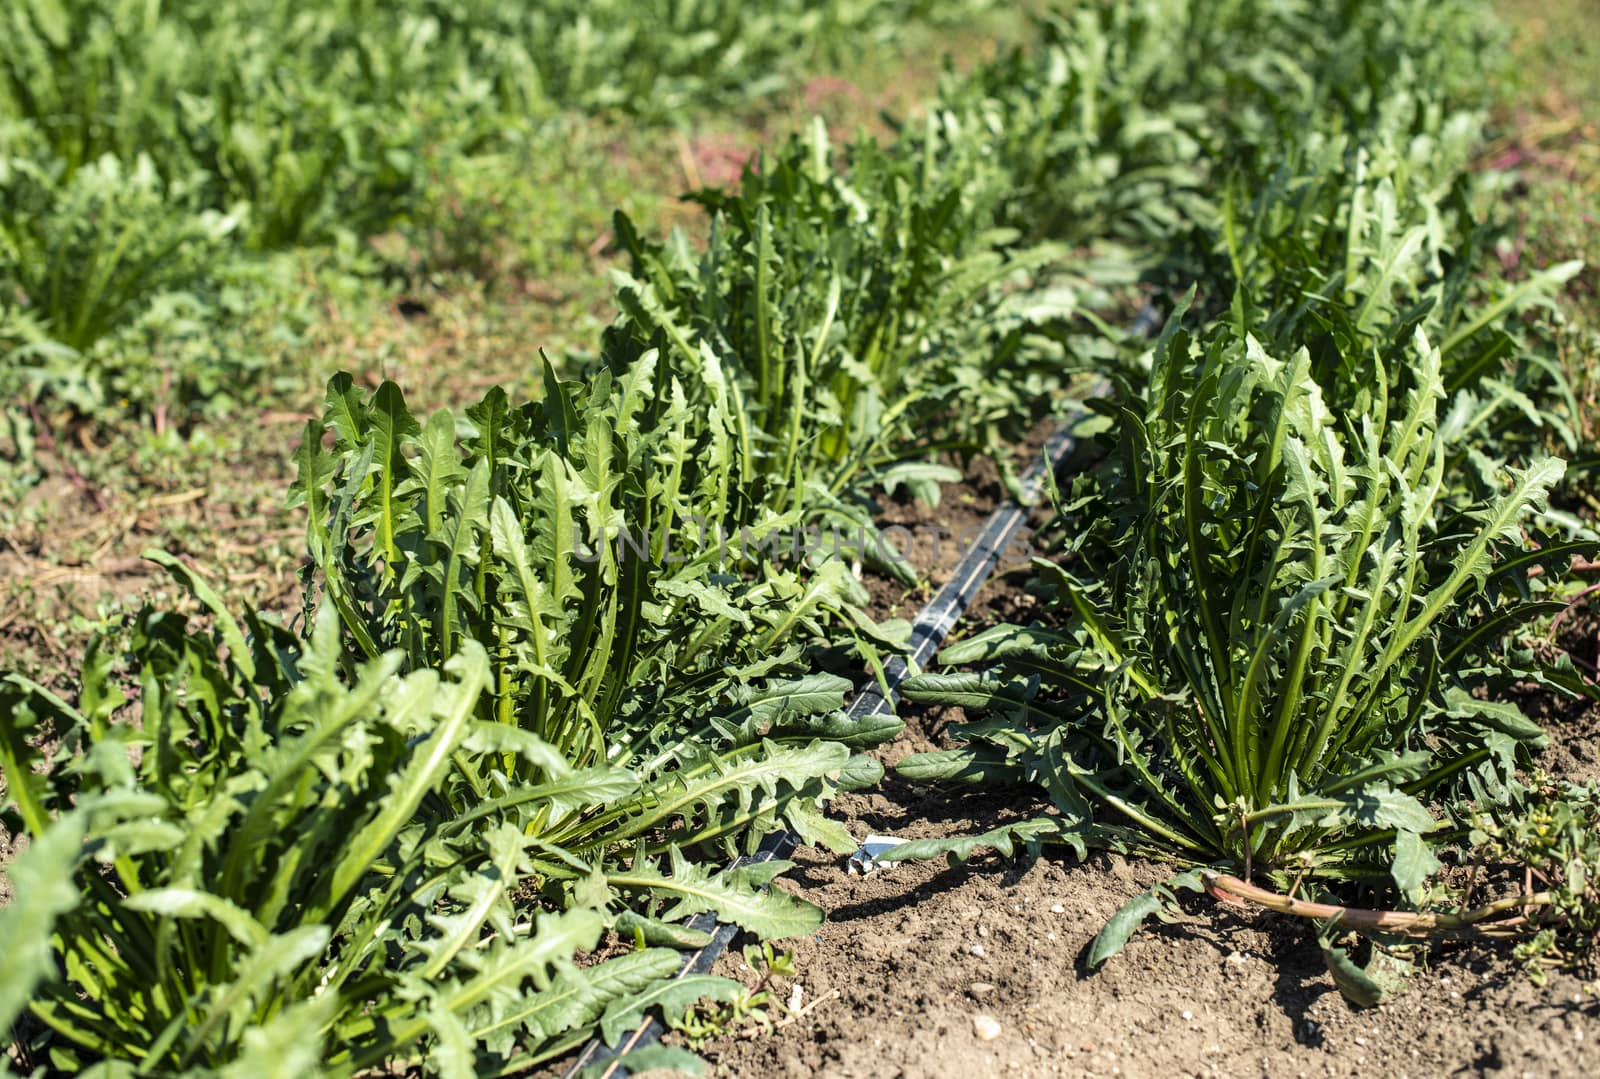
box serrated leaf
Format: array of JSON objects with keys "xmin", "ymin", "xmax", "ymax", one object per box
[
  {"xmin": 609, "ymin": 850, "xmax": 822, "ymax": 940},
  {"xmin": 473, "ymin": 949, "xmax": 683, "ymax": 1049},
  {"xmin": 1441, "ymin": 688, "xmax": 1548, "ymax": 746}
]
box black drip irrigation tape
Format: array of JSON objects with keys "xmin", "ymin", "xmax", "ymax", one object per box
[{"xmin": 564, "ymin": 307, "xmax": 1159, "ymax": 1077}]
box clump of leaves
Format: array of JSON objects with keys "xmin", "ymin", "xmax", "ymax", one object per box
[
  {"xmin": 295, "ymin": 364, "xmax": 902, "ymax": 904},
  {"xmin": 297, "ymin": 357, "xmax": 899, "ymax": 739},
  {"xmin": 607, "ymin": 119, "xmax": 1082, "ymax": 566},
  {"xmin": 1204, "ymin": 97, "xmax": 1584, "ymax": 461},
  {"xmin": 0, "ymin": 561, "xmax": 666, "ymax": 1074},
  {"xmin": 1, "ymin": 550, "xmax": 857, "ymax": 1073},
  {"xmin": 886, "ymin": 0, "xmax": 1593, "ymax": 988},
  {"xmin": 0, "ymin": 148, "xmax": 237, "ymax": 360},
  {"xmin": 896, "ymin": 307, "xmax": 1573, "ymax": 958},
  {"xmin": 937, "ymin": 0, "xmax": 1215, "ymax": 251}
]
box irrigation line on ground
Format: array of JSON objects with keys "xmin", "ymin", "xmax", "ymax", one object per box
[{"xmin": 564, "ymin": 309, "xmax": 1157, "ymax": 1077}]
